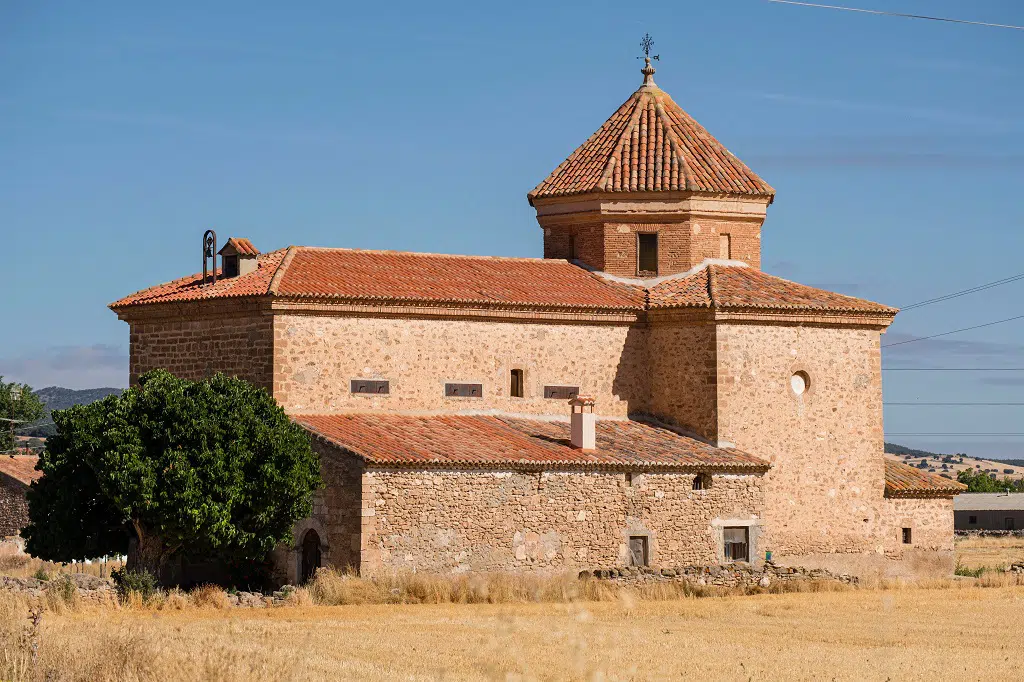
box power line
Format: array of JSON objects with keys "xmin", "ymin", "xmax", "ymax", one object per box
[
  {"xmin": 886, "ymin": 433, "xmax": 1024, "ymax": 436},
  {"xmin": 900, "ymin": 272, "xmax": 1024, "ymax": 311},
  {"xmin": 883, "ymin": 368, "xmax": 1024, "ymax": 371},
  {"xmin": 884, "ymin": 399, "xmax": 1024, "ymax": 403},
  {"xmin": 14, "ymin": 421, "xmax": 52, "ymax": 432},
  {"xmin": 766, "ymin": 1, "xmax": 1024, "ymax": 30},
  {"xmin": 882, "ymin": 313, "xmax": 1024, "ymax": 348}
]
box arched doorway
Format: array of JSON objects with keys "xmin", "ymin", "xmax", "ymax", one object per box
[{"xmin": 300, "ymin": 529, "xmax": 322, "ymax": 584}]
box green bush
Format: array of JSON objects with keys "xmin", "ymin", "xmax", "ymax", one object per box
[
  {"xmin": 953, "ymin": 563, "xmax": 986, "ymax": 578},
  {"xmin": 33, "ymin": 567, "xmax": 50, "ymax": 581},
  {"xmin": 111, "ymin": 568, "xmax": 158, "ymax": 602}
]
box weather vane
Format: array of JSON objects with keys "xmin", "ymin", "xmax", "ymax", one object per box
[
  {"xmin": 637, "ymin": 33, "xmax": 658, "ymax": 86},
  {"xmin": 638, "ymin": 33, "xmax": 659, "ymax": 62}
]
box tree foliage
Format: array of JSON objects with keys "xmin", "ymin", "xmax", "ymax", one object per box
[
  {"xmin": 957, "ymin": 469, "xmax": 1024, "ymax": 493},
  {"xmin": 0, "ymin": 376, "xmax": 45, "ymax": 451},
  {"xmin": 22, "ymin": 370, "xmax": 321, "ymax": 580}
]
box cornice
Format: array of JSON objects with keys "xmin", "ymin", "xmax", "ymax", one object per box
[
  {"xmin": 646, "ymin": 307, "xmax": 896, "ymax": 329},
  {"xmin": 269, "ymin": 298, "xmax": 642, "ymax": 325}
]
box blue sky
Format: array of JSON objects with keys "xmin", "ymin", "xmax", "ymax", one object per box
[{"xmin": 1, "ymin": 1, "xmax": 1022, "ymax": 457}]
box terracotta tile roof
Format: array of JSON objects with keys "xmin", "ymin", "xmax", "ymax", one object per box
[
  {"xmin": 112, "ymin": 247, "xmax": 644, "ymax": 312},
  {"xmin": 295, "ymin": 413, "xmax": 769, "ymax": 471},
  {"xmin": 111, "ymin": 250, "xmax": 891, "ymax": 317},
  {"xmin": 0, "ymin": 455, "xmax": 41, "ymax": 486},
  {"xmin": 529, "ymin": 82, "xmax": 773, "ymax": 203},
  {"xmin": 220, "ymin": 237, "xmax": 259, "ymax": 256},
  {"xmin": 109, "ymin": 249, "xmax": 287, "ymax": 309},
  {"xmin": 884, "ymin": 459, "xmax": 966, "ymax": 498},
  {"xmin": 647, "ymin": 264, "xmax": 898, "ymax": 315},
  {"xmin": 273, "ymin": 248, "xmax": 643, "ymax": 310}
]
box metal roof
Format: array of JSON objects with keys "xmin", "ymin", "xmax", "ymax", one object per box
[{"xmin": 953, "ymin": 493, "xmax": 1024, "ymax": 511}]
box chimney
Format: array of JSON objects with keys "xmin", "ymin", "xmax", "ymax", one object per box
[{"xmin": 569, "ymin": 395, "xmax": 596, "ymax": 450}]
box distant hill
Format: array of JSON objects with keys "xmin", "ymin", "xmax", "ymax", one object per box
[
  {"xmin": 21, "ymin": 386, "xmax": 124, "ymax": 438},
  {"xmin": 884, "ymin": 442, "xmax": 953, "ymax": 459}
]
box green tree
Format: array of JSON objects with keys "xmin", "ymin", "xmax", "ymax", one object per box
[
  {"xmin": 956, "ymin": 469, "xmax": 1024, "ymax": 493},
  {"xmin": 22, "ymin": 370, "xmax": 321, "ymax": 581},
  {"xmin": 0, "ymin": 377, "xmax": 45, "ymax": 452}
]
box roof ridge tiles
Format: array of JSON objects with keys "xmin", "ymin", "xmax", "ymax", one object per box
[{"xmin": 292, "ymin": 245, "xmax": 557, "ymax": 263}]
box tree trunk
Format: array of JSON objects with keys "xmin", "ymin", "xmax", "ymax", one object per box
[{"xmin": 126, "ymin": 520, "xmax": 167, "ymax": 579}]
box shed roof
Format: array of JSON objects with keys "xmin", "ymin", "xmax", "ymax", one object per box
[
  {"xmin": 295, "ymin": 413, "xmax": 769, "ymax": 472},
  {"xmin": 953, "ymin": 492, "xmax": 1024, "ymax": 511}
]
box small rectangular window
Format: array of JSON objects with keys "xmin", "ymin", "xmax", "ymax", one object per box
[
  {"xmin": 445, "ymin": 383, "xmax": 482, "ymax": 398},
  {"xmin": 350, "ymin": 379, "xmax": 389, "ymax": 395},
  {"xmin": 1006, "ymin": 517, "xmax": 1016, "ymax": 531},
  {"xmin": 969, "ymin": 515, "xmax": 977, "ymax": 525},
  {"xmin": 510, "ymin": 369, "xmax": 524, "ymax": 398},
  {"xmin": 723, "ymin": 527, "xmax": 749, "ymax": 562},
  {"xmin": 637, "ymin": 233, "xmax": 658, "ymax": 275},
  {"xmin": 628, "ymin": 536, "xmax": 649, "ymax": 567},
  {"xmin": 543, "ymin": 385, "xmax": 579, "ymax": 400},
  {"xmin": 568, "ymin": 234, "xmax": 577, "ymax": 261},
  {"xmin": 902, "ymin": 527, "xmax": 912, "ymax": 544},
  {"xmin": 719, "ymin": 234, "xmax": 731, "ymax": 260}
]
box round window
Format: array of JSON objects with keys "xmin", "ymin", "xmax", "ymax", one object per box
[{"xmin": 791, "ymin": 371, "xmax": 810, "ymax": 395}]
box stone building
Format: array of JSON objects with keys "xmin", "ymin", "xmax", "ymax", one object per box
[
  {"xmin": 111, "ymin": 59, "xmax": 963, "ymax": 583},
  {"xmin": 0, "ymin": 454, "xmax": 41, "ymax": 540}
]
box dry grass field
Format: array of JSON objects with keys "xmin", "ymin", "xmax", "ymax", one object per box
[
  {"xmin": 3, "ymin": 582, "xmax": 1024, "ymax": 681},
  {"xmin": 954, "ymin": 534, "xmax": 1024, "ymax": 572},
  {"xmin": 1, "ymin": 537, "xmax": 1022, "ymax": 681}
]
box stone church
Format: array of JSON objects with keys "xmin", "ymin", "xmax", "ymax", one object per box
[{"xmin": 112, "ymin": 58, "xmax": 962, "ymax": 584}]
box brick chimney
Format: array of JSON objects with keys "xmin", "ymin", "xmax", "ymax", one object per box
[{"xmin": 569, "ymin": 395, "xmax": 596, "ymax": 450}]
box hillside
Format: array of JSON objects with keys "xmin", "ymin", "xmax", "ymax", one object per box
[
  {"xmin": 20, "ymin": 386, "xmax": 124, "ymax": 438},
  {"xmin": 884, "ymin": 442, "xmax": 1022, "ymax": 482}
]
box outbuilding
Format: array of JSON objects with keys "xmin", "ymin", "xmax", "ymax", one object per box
[{"xmin": 954, "ymin": 493, "xmax": 1024, "ymax": 531}]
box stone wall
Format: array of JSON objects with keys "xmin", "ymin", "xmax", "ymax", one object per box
[
  {"xmin": 272, "ymin": 439, "xmax": 363, "ymax": 585},
  {"xmin": 0, "ymin": 477, "xmax": 29, "ymax": 538},
  {"xmin": 126, "ymin": 304, "xmax": 274, "ymax": 388},
  {"xmin": 358, "ymin": 466, "xmax": 764, "ymax": 575},
  {"xmin": 274, "ymin": 314, "xmax": 649, "ymax": 417},
  {"xmin": 882, "ymin": 497, "xmax": 955, "ymax": 555},
  {"xmin": 714, "ymin": 323, "xmax": 887, "ymax": 556},
  {"xmin": 648, "ymin": 321, "xmax": 718, "ymax": 441}
]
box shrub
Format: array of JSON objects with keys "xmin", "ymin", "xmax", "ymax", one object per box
[
  {"xmin": 44, "ymin": 574, "xmax": 80, "ymax": 612},
  {"xmin": 33, "ymin": 567, "xmax": 50, "ymax": 582},
  {"xmin": 953, "ymin": 562, "xmax": 986, "ymax": 578},
  {"xmin": 112, "ymin": 568, "xmax": 158, "ymax": 603},
  {"xmin": 189, "ymin": 584, "xmax": 228, "ymax": 609}
]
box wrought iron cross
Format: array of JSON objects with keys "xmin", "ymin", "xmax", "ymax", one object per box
[{"xmin": 638, "ymin": 33, "xmax": 659, "ymax": 62}]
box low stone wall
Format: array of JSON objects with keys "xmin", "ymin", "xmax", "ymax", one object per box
[
  {"xmin": 0, "ymin": 574, "xmax": 116, "ymax": 604},
  {"xmin": 579, "ymin": 561, "xmax": 858, "ymax": 588},
  {"xmin": 956, "ymin": 529, "xmax": 1024, "ymax": 538}
]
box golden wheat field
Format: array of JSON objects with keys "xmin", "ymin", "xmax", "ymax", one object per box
[{"xmin": 1, "ymin": 536, "xmax": 1022, "ymax": 682}]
